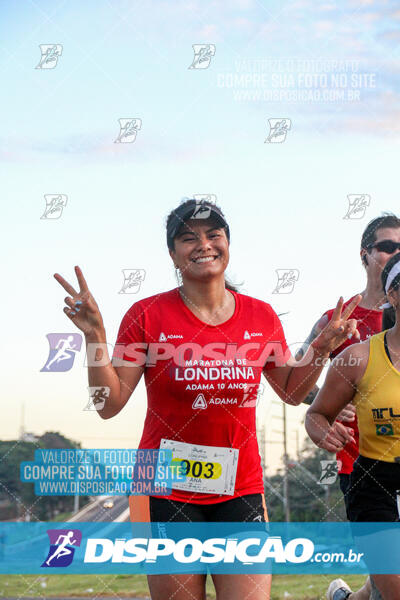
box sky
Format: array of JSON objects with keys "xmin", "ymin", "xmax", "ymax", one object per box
[{"xmin": 1, "ymin": 0, "xmax": 400, "ymax": 472}]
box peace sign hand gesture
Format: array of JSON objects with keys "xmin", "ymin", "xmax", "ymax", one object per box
[
  {"xmin": 54, "ymin": 266, "xmax": 104, "ymax": 337},
  {"xmin": 312, "ymin": 295, "xmax": 361, "ymax": 356}
]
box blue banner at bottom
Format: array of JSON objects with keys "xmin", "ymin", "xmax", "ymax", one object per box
[{"xmin": 0, "ymin": 522, "xmax": 399, "ymax": 574}]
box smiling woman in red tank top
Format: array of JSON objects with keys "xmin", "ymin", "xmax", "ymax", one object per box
[{"xmin": 54, "ymin": 198, "xmax": 361, "ymax": 600}]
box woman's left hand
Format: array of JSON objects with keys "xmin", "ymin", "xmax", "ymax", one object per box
[{"xmin": 311, "ymin": 295, "xmax": 361, "ymax": 356}]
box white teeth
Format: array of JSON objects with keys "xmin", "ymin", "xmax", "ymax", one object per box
[{"xmin": 194, "ymin": 256, "xmax": 216, "ymax": 263}]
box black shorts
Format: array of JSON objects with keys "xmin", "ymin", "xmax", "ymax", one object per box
[
  {"xmin": 339, "ymin": 472, "xmax": 351, "ymax": 519},
  {"xmin": 130, "ymin": 494, "xmax": 269, "ymax": 575},
  {"xmin": 347, "ymin": 455, "xmax": 400, "ymax": 522},
  {"xmin": 149, "ymin": 493, "xmax": 268, "ymax": 523}
]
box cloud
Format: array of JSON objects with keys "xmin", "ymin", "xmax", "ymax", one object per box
[
  {"xmin": 0, "ymin": 127, "xmax": 216, "ymax": 165},
  {"xmin": 319, "ymin": 4, "xmax": 337, "ymax": 11},
  {"xmin": 358, "ymin": 11, "xmax": 381, "ymax": 23},
  {"xmin": 230, "ymin": 17, "xmax": 255, "ymax": 33},
  {"xmin": 286, "ymin": 0, "xmax": 312, "ymax": 8},
  {"xmin": 197, "ymin": 23, "xmax": 220, "ymax": 39},
  {"xmin": 231, "ymin": 0, "xmax": 255, "ymax": 8},
  {"xmin": 341, "ymin": 111, "xmax": 400, "ymax": 135},
  {"xmin": 320, "ymin": 91, "xmax": 400, "ymax": 136},
  {"xmin": 379, "ymin": 30, "xmax": 400, "ymax": 42},
  {"xmin": 314, "ymin": 20, "xmax": 335, "ymax": 35},
  {"xmin": 348, "ymin": 0, "xmax": 375, "ymax": 6}
]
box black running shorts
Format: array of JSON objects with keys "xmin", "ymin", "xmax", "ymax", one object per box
[
  {"xmin": 347, "ymin": 455, "xmax": 400, "ymax": 522},
  {"xmin": 129, "ymin": 493, "xmax": 268, "ymax": 523},
  {"xmin": 149, "ymin": 493, "xmax": 268, "ymax": 522}
]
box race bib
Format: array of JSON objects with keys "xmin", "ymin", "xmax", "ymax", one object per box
[{"xmin": 160, "ymin": 439, "xmax": 239, "ymax": 496}]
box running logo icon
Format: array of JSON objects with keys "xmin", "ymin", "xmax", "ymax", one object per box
[
  {"xmin": 343, "ymin": 195, "xmax": 371, "ymax": 220},
  {"xmin": 41, "ymin": 333, "xmax": 82, "ymax": 372},
  {"xmin": 42, "ymin": 529, "xmax": 82, "ymax": 568},
  {"xmin": 240, "ymin": 383, "xmax": 264, "ymax": 408},
  {"xmin": 265, "ymin": 119, "xmax": 291, "ymax": 143},
  {"xmin": 84, "ymin": 386, "xmax": 110, "ymax": 411},
  {"xmin": 36, "ymin": 44, "xmax": 63, "ymax": 69},
  {"xmin": 192, "ymin": 199, "xmax": 212, "ymax": 220},
  {"xmin": 119, "ymin": 269, "xmax": 146, "ymax": 294},
  {"xmin": 193, "ymin": 194, "xmax": 217, "ymax": 205},
  {"xmin": 114, "ymin": 118, "xmax": 142, "ymax": 143},
  {"xmin": 272, "ymin": 269, "xmax": 299, "ymax": 294},
  {"xmin": 318, "ymin": 460, "xmax": 338, "ymax": 485},
  {"xmin": 40, "ymin": 194, "xmax": 68, "ymax": 220},
  {"xmin": 188, "ymin": 44, "xmax": 216, "ymax": 69}
]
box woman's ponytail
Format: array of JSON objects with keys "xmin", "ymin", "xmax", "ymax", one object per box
[{"xmin": 382, "ymin": 306, "xmax": 396, "ymax": 330}]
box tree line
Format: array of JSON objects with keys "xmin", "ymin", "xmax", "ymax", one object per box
[{"xmin": 0, "ymin": 431, "xmax": 89, "ymax": 521}]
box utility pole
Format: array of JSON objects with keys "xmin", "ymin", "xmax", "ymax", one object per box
[
  {"xmin": 257, "ymin": 422, "xmax": 266, "ymax": 479},
  {"xmin": 282, "ymin": 403, "xmax": 290, "ymax": 522},
  {"xmin": 325, "ymin": 481, "xmax": 331, "ymax": 521},
  {"xmin": 19, "ymin": 403, "xmax": 25, "ymax": 440},
  {"xmin": 270, "ymin": 399, "xmax": 291, "ymax": 521}
]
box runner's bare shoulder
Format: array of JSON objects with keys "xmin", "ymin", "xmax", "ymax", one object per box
[{"xmin": 331, "ymin": 338, "xmax": 371, "ymax": 386}]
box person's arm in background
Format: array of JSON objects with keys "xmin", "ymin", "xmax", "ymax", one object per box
[
  {"xmin": 296, "ymin": 313, "xmax": 358, "ymax": 423},
  {"xmin": 305, "ymin": 343, "xmax": 368, "ymax": 451},
  {"xmin": 303, "ymin": 386, "xmax": 319, "ymax": 406}
]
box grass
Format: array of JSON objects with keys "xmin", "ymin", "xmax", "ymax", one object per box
[
  {"xmin": 0, "ymin": 574, "xmax": 368, "ymax": 598},
  {"xmin": 52, "ymin": 511, "xmax": 74, "ymax": 522}
]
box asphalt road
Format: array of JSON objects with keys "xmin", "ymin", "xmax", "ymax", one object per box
[{"xmin": 69, "ymin": 495, "xmax": 129, "ymax": 522}]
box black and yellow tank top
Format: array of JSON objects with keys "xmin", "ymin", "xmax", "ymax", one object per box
[{"xmin": 354, "ymin": 331, "xmax": 400, "ymax": 462}]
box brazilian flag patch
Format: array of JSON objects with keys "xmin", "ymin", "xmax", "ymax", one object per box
[{"xmin": 376, "ymin": 423, "xmax": 394, "ymax": 436}]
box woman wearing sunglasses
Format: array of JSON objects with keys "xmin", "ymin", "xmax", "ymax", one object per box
[
  {"xmin": 54, "ymin": 198, "xmax": 360, "ymax": 600},
  {"xmin": 306, "ymin": 252, "xmax": 400, "ymax": 600}
]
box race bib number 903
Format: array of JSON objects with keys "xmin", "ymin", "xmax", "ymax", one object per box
[
  {"xmin": 172, "ymin": 458, "xmax": 222, "ymax": 480},
  {"xmin": 160, "ymin": 439, "xmax": 239, "ymax": 496}
]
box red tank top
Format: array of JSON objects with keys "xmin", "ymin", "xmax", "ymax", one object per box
[
  {"xmin": 113, "ymin": 288, "xmax": 289, "ymax": 503},
  {"xmin": 323, "ymin": 297, "xmax": 382, "ymax": 474}
]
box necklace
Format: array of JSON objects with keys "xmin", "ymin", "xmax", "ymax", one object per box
[{"xmin": 179, "ymin": 286, "xmax": 232, "ymax": 318}]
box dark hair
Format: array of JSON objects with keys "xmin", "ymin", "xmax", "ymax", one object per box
[
  {"xmin": 224, "ymin": 279, "xmax": 240, "ymax": 292},
  {"xmin": 166, "ymin": 199, "xmax": 240, "ymax": 292},
  {"xmin": 166, "ymin": 199, "xmax": 230, "ymax": 251},
  {"xmin": 361, "ymin": 213, "xmax": 400, "ymax": 250},
  {"xmin": 381, "ymin": 252, "xmax": 400, "ymax": 330},
  {"xmin": 382, "ymin": 307, "xmax": 396, "ymax": 330}
]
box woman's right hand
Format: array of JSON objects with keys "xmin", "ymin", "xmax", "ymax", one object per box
[
  {"xmin": 318, "ymin": 421, "xmax": 355, "ymax": 453},
  {"xmin": 54, "ymin": 265, "xmax": 104, "ymax": 337},
  {"xmin": 336, "ymin": 402, "xmax": 356, "ymax": 423}
]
